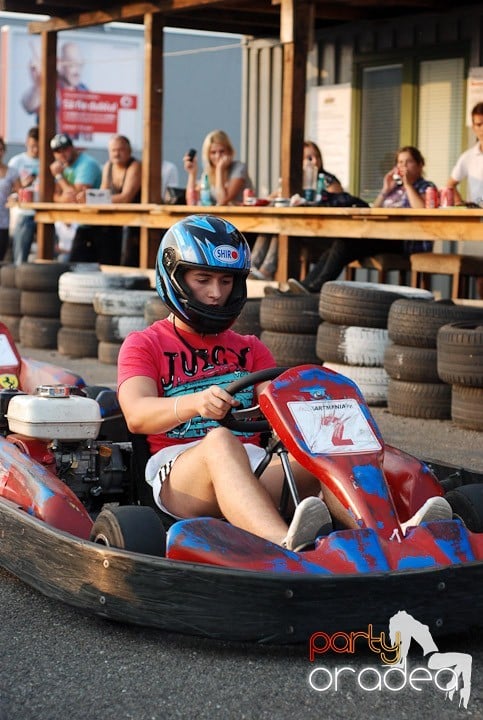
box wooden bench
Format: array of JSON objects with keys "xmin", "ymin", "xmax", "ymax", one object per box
[
  {"xmin": 410, "ymin": 252, "xmax": 483, "ymax": 299},
  {"xmin": 345, "ymin": 254, "xmax": 411, "ymax": 284}
]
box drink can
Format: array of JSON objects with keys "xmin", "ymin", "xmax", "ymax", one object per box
[
  {"xmin": 425, "ymin": 186, "xmax": 439, "ymax": 208},
  {"xmin": 186, "ymin": 188, "xmax": 199, "ymax": 206},
  {"xmin": 243, "ymin": 188, "xmax": 256, "ymax": 205},
  {"xmin": 439, "ymin": 187, "xmax": 455, "ymax": 207}
]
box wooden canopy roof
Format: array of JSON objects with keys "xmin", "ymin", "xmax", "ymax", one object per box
[{"xmin": 1, "ymin": 0, "xmax": 477, "ymax": 38}]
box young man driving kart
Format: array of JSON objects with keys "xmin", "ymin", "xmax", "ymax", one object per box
[{"xmin": 117, "ymin": 215, "xmax": 451, "ymax": 551}]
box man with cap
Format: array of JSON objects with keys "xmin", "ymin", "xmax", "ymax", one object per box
[{"xmin": 49, "ymin": 132, "xmax": 102, "ymax": 261}]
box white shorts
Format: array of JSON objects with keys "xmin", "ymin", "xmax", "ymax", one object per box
[{"xmin": 145, "ymin": 440, "xmax": 268, "ymax": 519}]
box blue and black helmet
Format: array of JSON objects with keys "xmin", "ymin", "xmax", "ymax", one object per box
[{"xmin": 156, "ymin": 214, "xmax": 251, "ymax": 333}]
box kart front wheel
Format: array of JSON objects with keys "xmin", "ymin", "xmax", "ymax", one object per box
[
  {"xmin": 90, "ymin": 506, "xmax": 166, "ymax": 556},
  {"xmin": 445, "ymin": 484, "xmax": 483, "ymax": 533}
]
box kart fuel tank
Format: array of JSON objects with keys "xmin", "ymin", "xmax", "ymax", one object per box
[{"xmin": 6, "ymin": 387, "xmax": 102, "ymax": 440}]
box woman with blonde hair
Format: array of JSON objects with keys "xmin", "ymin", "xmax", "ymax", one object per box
[{"xmin": 183, "ymin": 129, "xmax": 253, "ymax": 206}]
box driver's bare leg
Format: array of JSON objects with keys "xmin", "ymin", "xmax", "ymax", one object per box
[
  {"xmin": 160, "ymin": 427, "xmax": 328, "ymax": 548},
  {"xmin": 261, "ymin": 458, "xmax": 359, "ymax": 530}
]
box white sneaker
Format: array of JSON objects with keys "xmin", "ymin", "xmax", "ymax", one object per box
[
  {"xmin": 400, "ymin": 496, "xmax": 453, "ymax": 536},
  {"xmin": 282, "ymin": 496, "xmax": 333, "ymax": 552}
]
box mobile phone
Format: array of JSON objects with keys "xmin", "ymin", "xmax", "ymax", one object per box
[{"xmin": 187, "ymin": 148, "xmax": 197, "ymax": 161}]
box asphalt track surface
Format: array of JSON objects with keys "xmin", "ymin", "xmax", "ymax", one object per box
[{"xmin": 0, "ymin": 345, "xmax": 481, "ymax": 719}]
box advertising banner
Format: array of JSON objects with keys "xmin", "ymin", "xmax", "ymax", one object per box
[{"xmin": 0, "ymin": 25, "xmax": 144, "ymax": 148}]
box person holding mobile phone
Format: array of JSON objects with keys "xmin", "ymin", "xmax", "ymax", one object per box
[{"xmin": 183, "ymin": 130, "xmax": 253, "ymax": 206}]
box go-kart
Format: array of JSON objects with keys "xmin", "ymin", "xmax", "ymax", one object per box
[{"xmin": 0, "ymin": 320, "xmax": 482, "ymax": 644}]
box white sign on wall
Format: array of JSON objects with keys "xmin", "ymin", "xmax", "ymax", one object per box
[
  {"xmin": 307, "ymin": 83, "xmax": 352, "ymax": 189},
  {"xmin": 467, "ymin": 68, "xmax": 483, "ymax": 126},
  {"xmin": 0, "ymin": 25, "xmax": 144, "ymax": 148}
]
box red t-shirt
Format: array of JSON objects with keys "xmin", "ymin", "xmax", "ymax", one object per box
[{"xmin": 118, "ymin": 317, "xmax": 276, "ymax": 455}]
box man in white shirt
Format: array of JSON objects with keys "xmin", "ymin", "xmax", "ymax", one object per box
[
  {"xmin": 8, "ymin": 127, "xmax": 39, "ymax": 264},
  {"xmin": 447, "ymin": 102, "xmax": 483, "ymax": 297},
  {"xmin": 448, "ymin": 102, "xmax": 483, "ymax": 205}
]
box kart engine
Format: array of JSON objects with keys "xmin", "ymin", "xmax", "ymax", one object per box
[{"xmin": 1, "ymin": 385, "xmax": 132, "ymax": 510}]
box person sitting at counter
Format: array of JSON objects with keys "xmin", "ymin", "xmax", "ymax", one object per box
[
  {"xmin": 183, "ymin": 129, "xmax": 253, "ymax": 206},
  {"xmin": 251, "ymin": 140, "xmax": 343, "ymax": 281},
  {"xmin": 49, "ymin": 132, "xmax": 102, "ymax": 263},
  {"xmin": 268, "ymin": 145, "xmax": 436, "ymax": 295},
  {"xmin": 99, "ymin": 134, "xmax": 142, "ymax": 265}
]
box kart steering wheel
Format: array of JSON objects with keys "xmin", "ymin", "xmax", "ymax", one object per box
[{"xmin": 219, "ymin": 367, "xmax": 288, "ymax": 433}]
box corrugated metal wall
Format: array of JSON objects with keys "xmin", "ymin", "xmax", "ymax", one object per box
[{"xmin": 241, "ymin": 4, "xmax": 483, "ymax": 196}]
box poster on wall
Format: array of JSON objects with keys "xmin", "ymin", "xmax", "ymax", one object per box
[
  {"xmin": 0, "ymin": 25, "xmax": 144, "ymax": 149},
  {"xmin": 307, "ymin": 83, "xmax": 352, "ymax": 189},
  {"xmin": 467, "ymin": 68, "xmax": 483, "ymax": 126}
]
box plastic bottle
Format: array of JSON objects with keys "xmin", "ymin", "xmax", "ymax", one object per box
[
  {"xmin": 200, "ymin": 173, "xmax": 213, "ymax": 206},
  {"xmin": 316, "ymin": 173, "xmax": 326, "ymax": 202},
  {"xmin": 303, "ymin": 163, "xmax": 317, "ymax": 202}
]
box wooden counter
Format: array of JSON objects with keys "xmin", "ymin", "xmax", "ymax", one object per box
[{"xmin": 22, "ymin": 202, "xmax": 483, "ymax": 279}]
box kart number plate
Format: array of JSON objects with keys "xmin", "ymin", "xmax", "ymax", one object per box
[{"xmin": 287, "ymin": 398, "xmax": 381, "ymax": 455}]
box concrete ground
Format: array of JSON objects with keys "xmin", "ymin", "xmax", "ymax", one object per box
[{"xmin": 16, "ymin": 341, "xmax": 483, "ymax": 475}]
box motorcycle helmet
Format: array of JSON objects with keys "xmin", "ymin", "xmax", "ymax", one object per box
[{"xmin": 156, "ymin": 214, "xmax": 251, "ymax": 334}]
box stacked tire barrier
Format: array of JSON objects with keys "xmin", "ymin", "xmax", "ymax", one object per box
[
  {"xmin": 260, "ymin": 294, "xmax": 320, "ymax": 365},
  {"xmin": 94, "ymin": 289, "xmax": 156, "ymax": 364},
  {"xmin": 0, "ymin": 264, "xmax": 21, "ymax": 341},
  {"xmin": 57, "ymin": 271, "xmax": 151, "ymax": 359},
  {"xmin": 17, "ymin": 262, "xmax": 70, "ymax": 349},
  {"xmin": 385, "ymin": 299, "xmax": 483, "ymax": 419},
  {"xmin": 317, "ymin": 281, "xmax": 433, "ymax": 406},
  {"xmin": 437, "ymin": 320, "xmax": 483, "ymax": 430},
  {"xmin": 144, "ymin": 296, "xmax": 171, "ymax": 326}
]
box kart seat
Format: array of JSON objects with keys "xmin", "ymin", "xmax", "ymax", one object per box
[{"xmin": 129, "ymin": 432, "xmax": 178, "ymax": 529}]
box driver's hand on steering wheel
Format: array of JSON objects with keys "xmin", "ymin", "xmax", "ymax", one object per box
[{"xmin": 197, "ymin": 385, "xmax": 240, "ymax": 420}]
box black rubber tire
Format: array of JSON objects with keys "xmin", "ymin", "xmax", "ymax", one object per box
[
  {"xmin": 260, "ymin": 295, "xmax": 320, "ymax": 333},
  {"xmin": 98, "ymin": 340, "xmax": 122, "ymax": 365},
  {"xmin": 0, "ymin": 264, "xmax": 17, "ymax": 288},
  {"xmin": 90, "ymin": 505, "xmax": 166, "ymax": 556},
  {"xmin": 316, "ymin": 322, "xmax": 388, "ymax": 366},
  {"xmin": 318, "ymin": 281, "xmax": 431, "ymax": 329},
  {"xmin": 388, "ymin": 299, "xmax": 483, "ymax": 348},
  {"xmin": 15, "ymin": 261, "xmax": 71, "ymax": 291},
  {"xmin": 445, "ymin": 484, "xmax": 483, "ymax": 533},
  {"xmin": 437, "ymin": 322, "xmax": 483, "ymax": 387},
  {"xmin": 0, "ymin": 286, "xmax": 21, "ymax": 315},
  {"xmin": 0, "ymin": 314, "xmax": 20, "ymax": 341},
  {"xmin": 260, "ymin": 330, "xmax": 319, "ymax": 366},
  {"xmin": 57, "ymin": 326, "xmax": 98, "ymax": 358},
  {"xmin": 19, "ymin": 315, "xmax": 61, "ymax": 349},
  {"xmin": 231, "ymin": 298, "xmax": 262, "ymax": 337},
  {"xmin": 60, "ymin": 301, "xmax": 97, "ymax": 329},
  {"xmin": 95, "ymin": 314, "xmax": 147, "ymax": 342},
  {"xmin": 387, "ymin": 379, "xmax": 451, "ymax": 419},
  {"xmin": 384, "ymin": 343, "xmax": 439, "ymax": 382},
  {"xmin": 20, "ymin": 290, "xmax": 61, "ymax": 318},
  {"xmin": 451, "ymin": 385, "xmax": 483, "ymax": 430},
  {"xmin": 144, "ymin": 296, "xmax": 170, "ymax": 325}
]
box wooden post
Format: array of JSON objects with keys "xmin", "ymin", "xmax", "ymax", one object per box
[
  {"xmin": 37, "ymin": 30, "xmax": 57, "ymax": 259},
  {"xmin": 279, "ymin": 0, "xmax": 314, "ymax": 279},
  {"xmin": 140, "ymin": 12, "xmax": 163, "ymax": 268},
  {"xmin": 280, "ymin": 0, "xmax": 314, "ymax": 196}
]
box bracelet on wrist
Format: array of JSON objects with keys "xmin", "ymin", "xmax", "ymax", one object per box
[
  {"xmin": 174, "ymin": 396, "xmax": 184, "ymax": 424},
  {"xmin": 55, "ymin": 174, "xmax": 63, "ymax": 181}
]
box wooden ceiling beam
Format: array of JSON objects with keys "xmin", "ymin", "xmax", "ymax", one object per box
[
  {"xmin": 29, "ymin": 3, "xmax": 161, "ymax": 32},
  {"xmin": 28, "ymin": 0, "xmax": 230, "ymax": 33}
]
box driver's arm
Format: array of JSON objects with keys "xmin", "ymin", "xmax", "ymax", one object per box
[{"xmin": 119, "ymin": 376, "xmax": 239, "ymax": 436}]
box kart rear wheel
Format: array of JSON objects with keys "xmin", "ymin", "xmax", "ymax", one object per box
[
  {"xmin": 90, "ymin": 506, "xmax": 166, "ymax": 556},
  {"xmin": 445, "ymin": 484, "xmax": 483, "ymax": 533}
]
